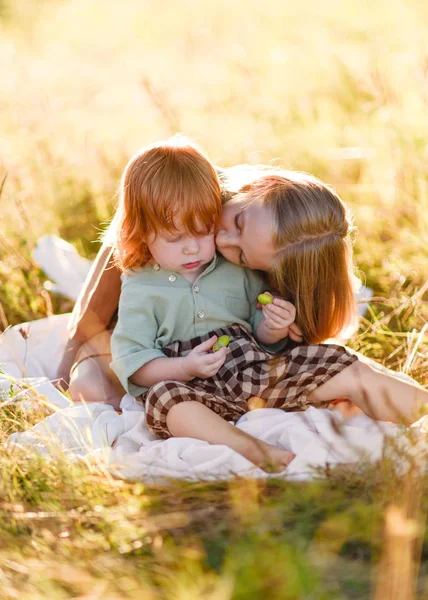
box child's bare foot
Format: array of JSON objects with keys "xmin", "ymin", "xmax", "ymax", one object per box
[
  {"xmin": 166, "ymin": 401, "xmax": 295, "ymax": 473},
  {"xmin": 242, "ymin": 438, "xmax": 295, "ymax": 473}
]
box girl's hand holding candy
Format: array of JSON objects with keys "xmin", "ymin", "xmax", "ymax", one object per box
[
  {"xmin": 183, "ymin": 335, "xmax": 227, "ymax": 379},
  {"xmin": 262, "ymin": 295, "xmax": 296, "ymax": 333},
  {"xmin": 258, "ymin": 293, "xmax": 303, "ymax": 342},
  {"xmin": 256, "ymin": 291, "xmax": 297, "ymax": 345}
]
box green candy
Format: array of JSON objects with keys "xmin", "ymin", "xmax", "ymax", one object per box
[
  {"xmin": 212, "ymin": 335, "xmax": 230, "ymax": 352},
  {"xmin": 257, "ymin": 293, "xmax": 273, "ymax": 305}
]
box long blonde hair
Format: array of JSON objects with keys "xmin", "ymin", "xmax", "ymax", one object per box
[
  {"xmin": 237, "ymin": 171, "xmax": 356, "ymax": 344},
  {"xmin": 114, "ymin": 136, "xmax": 222, "ymax": 272}
]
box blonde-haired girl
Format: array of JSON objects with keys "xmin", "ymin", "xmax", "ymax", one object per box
[
  {"xmin": 59, "ymin": 145, "xmax": 428, "ymax": 468},
  {"xmin": 217, "ymin": 170, "xmax": 356, "ymax": 344}
]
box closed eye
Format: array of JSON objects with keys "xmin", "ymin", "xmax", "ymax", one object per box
[
  {"xmin": 234, "ymin": 211, "xmax": 247, "ymax": 266},
  {"xmin": 234, "ymin": 212, "xmax": 241, "ymax": 232}
]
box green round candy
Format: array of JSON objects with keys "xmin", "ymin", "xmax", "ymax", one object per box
[
  {"xmin": 212, "ymin": 335, "xmax": 230, "ymax": 352},
  {"xmin": 257, "ymin": 293, "xmax": 273, "ymax": 305}
]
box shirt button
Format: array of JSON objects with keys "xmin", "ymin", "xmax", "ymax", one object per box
[
  {"xmin": 197, "ymin": 311, "xmax": 205, "ymax": 319},
  {"xmin": 168, "ymin": 274, "xmax": 177, "ymax": 282},
  {"xmin": 152, "ymin": 263, "xmax": 160, "ymax": 271},
  {"xmin": 193, "ymin": 285, "xmax": 200, "ymax": 293}
]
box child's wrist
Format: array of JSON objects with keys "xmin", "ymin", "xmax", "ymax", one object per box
[
  {"xmin": 259, "ymin": 325, "xmax": 289, "ymax": 344},
  {"xmin": 266, "ymin": 333, "xmax": 287, "ymax": 344},
  {"xmin": 180, "ymin": 356, "xmax": 195, "ymax": 381},
  {"xmin": 256, "ymin": 321, "xmax": 290, "ymax": 344},
  {"xmin": 273, "ymin": 327, "xmax": 289, "ymax": 341}
]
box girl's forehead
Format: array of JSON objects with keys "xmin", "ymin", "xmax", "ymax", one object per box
[
  {"xmin": 242, "ymin": 205, "xmax": 277, "ymax": 269},
  {"xmin": 227, "ymin": 192, "xmax": 256, "ymax": 209}
]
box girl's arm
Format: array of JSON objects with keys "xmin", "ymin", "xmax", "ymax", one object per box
[
  {"xmin": 57, "ymin": 242, "xmax": 121, "ymax": 384},
  {"xmin": 68, "ymin": 244, "xmax": 121, "ymax": 342}
]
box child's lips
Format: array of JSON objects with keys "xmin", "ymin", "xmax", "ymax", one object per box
[{"xmin": 183, "ymin": 261, "xmax": 201, "ymax": 269}]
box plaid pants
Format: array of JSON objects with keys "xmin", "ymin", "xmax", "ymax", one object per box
[{"xmin": 139, "ymin": 324, "xmax": 358, "ymax": 438}]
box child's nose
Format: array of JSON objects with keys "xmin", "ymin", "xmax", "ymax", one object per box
[{"xmin": 184, "ymin": 239, "xmax": 200, "ymax": 254}]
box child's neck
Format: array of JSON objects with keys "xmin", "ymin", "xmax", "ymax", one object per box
[{"xmin": 181, "ymin": 266, "xmax": 205, "ymax": 284}]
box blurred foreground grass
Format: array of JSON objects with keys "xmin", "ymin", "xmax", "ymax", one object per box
[
  {"xmin": 1, "ymin": 398, "xmax": 428, "ymax": 599},
  {"xmin": 1, "ymin": 0, "xmax": 428, "ymax": 597}
]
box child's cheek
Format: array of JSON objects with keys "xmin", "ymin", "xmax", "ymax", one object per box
[{"xmin": 206, "ymin": 237, "xmax": 216, "ymax": 258}]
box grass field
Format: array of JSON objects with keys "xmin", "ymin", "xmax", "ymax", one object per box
[{"xmin": 1, "ymin": 0, "xmax": 428, "ymax": 597}]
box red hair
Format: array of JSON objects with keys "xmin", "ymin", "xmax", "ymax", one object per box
[{"xmin": 114, "ymin": 136, "xmax": 222, "ymax": 272}]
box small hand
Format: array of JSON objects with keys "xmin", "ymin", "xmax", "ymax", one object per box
[
  {"xmin": 261, "ymin": 293, "xmax": 296, "ymax": 336},
  {"xmin": 288, "ymin": 322, "xmax": 304, "ymax": 343},
  {"xmin": 183, "ymin": 335, "xmax": 227, "ymax": 379}
]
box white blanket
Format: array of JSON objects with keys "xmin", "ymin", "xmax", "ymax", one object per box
[{"xmin": 0, "ymin": 235, "xmax": 420, "ymax": 482}]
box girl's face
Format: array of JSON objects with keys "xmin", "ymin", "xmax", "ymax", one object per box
[{"xmin": 215, "ymin": 195, "xmax": 277, "ymax": 271}]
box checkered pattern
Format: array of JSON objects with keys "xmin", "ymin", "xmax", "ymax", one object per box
[{"xmin": 139, "ymin": 324, "xmax": 358, "ymax": 438}]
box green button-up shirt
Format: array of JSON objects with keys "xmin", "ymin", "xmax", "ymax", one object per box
[{"xmin": 111, "ymin": 254, "xmax": 269, "ymax": 397}]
